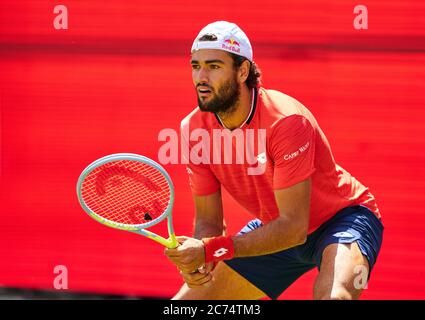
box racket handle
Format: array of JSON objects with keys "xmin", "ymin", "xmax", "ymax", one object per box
[{"xmin": 168, "ymin": 234, "xmax": 179, "ymax": 248}]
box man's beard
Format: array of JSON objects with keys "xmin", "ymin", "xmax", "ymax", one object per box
[{"xmin": 197, "ymin": 77, "xmax": 240, "ymax": 115}]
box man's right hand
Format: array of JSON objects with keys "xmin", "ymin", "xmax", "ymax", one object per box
[{"xmin": 180, "ymin": 262, "xmax": 216, "ymax": 288}]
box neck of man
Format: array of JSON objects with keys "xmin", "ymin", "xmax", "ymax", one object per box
[{"xmin": 217, "ymin": 85, "xmax": 252, "ymax": 130}]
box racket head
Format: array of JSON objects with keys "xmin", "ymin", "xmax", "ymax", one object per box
[{"xmin": 76, "ymin": 153, "xmax": 174, "ymax": 232}]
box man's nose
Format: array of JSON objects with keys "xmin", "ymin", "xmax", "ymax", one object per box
[{"xmin": 196, "ymin": 67, "xmax": 209, "ymax": 83}]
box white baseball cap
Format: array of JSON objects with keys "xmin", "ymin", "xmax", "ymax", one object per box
[{"xmin": 191, "ymin": 21, "xmax": 253, "ymax": 61}]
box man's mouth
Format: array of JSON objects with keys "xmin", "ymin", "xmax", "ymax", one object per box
[{"xmin": 198, "ymin": 86, "xmax": 212, "ymax": 96}]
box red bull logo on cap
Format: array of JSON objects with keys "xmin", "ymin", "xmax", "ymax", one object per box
[
  {"xmin": 222, "ymin": 38, "xmax": 241, "ymax": 54},
  {"xmin": 224, "ymin": 38, "xmax": 240, "ymax": 46}
]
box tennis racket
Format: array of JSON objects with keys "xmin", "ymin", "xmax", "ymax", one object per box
[{"xmin": 76, "ymin": 153, "xmax": 179, "ymax": 249}]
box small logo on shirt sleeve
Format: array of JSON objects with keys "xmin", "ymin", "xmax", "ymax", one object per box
[{"xmin": 283, "ymin": 141, "xmax": 310, "ymax": 160}]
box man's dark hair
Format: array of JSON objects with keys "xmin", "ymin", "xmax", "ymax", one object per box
[{"xmin": 197, "ymin": 34, "xmax": 262, "ymax": 90}]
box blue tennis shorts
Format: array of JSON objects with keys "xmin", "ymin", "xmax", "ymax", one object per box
[{"xmin": 224, "ymin": 205, "xmax": 384, "ymax": 299}]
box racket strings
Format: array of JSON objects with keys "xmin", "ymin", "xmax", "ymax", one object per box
[{"xmin": 81, "ymin": 160, "xmax": 170, "ymax": 225}]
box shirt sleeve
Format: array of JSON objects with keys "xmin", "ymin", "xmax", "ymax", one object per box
[
  {"xmin": 270, "ymin": 115, "xmax": 316, "ymax": 189},
  {"xmin": 180, "ymin": 123, "xmax": 220, "ymax": 196}
]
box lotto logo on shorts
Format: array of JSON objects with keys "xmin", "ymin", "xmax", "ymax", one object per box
[
  {"xmin": 213, "ymin": 248, "xmax": 229, "ymax": 258},
  {"xmin": 333, "ymin": 232, "xmax": 354, "ymax": 238}
]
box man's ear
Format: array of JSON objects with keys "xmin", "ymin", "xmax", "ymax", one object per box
[{"xmin": 238, "ymin": 60, "xmax": 250, "ymax": 84}]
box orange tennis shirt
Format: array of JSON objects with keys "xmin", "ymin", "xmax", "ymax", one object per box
[{"xmin": 181, "ymin": 87, "xmax": 381, "ymax": 234}]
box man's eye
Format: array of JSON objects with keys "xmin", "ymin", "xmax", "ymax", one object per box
[
  {"xmin": 210, "ymin": 65, "xmax": 220, "ymax": 69},
  {"xmin": 191, "ymin": 65, "xmax": 200, "ymax": 70}
]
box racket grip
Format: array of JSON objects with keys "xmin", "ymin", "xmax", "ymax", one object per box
[{"xmin": 168, "ymin": 234, "xmax": 179, "ymax": 248}]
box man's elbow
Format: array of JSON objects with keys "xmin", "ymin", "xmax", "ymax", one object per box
[
  {"xmin": 292, "ymin": 223, "xmax": 308, "ymax": 246},
  {"xmin": 275, "ymin": 215, "xmax": 309, "ymax": 247}
]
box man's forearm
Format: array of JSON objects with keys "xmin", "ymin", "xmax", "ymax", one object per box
[
  {"xmin": 232, "ymin": 216, "xmax": 307, "ymax": 258},
  {"xmin": 194, "ymin": 220, "xmax": 225, "ymax": 240},
  {"xmin": 192, "ymin": 191, "xmax": 225, "ymax": 240}
]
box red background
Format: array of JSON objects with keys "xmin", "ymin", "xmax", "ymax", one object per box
[{"xmin": 1, "ymin": 1, "xmax": 424, "ymax": 299}]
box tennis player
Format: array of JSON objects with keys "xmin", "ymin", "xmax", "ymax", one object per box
[{"xmin": 165, "ymin": 21, "xmax": 384, "ymax": 300}]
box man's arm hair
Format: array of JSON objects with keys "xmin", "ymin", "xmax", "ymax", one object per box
[
  {"xmin": 232, "ymin": 178, "xmax": 311, "ymax": 257},
  {"xmin": 192, "ymin": 189, "xmax": 226, "ymax": 239}
]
